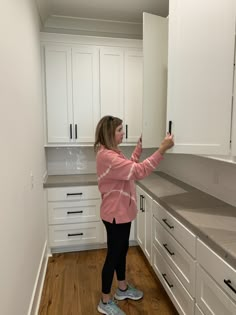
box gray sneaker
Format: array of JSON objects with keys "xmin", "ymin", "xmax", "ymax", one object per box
[
  {"xmin": 114, "ymin": 284, "xmax": 143, "ymax": 301},
  {"xmin": 97, "ymin": 299, "xmax": 126, "ymax": 315}
]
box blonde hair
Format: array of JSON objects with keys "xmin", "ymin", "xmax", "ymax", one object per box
[{"xmin": 94, "ymin": 116, "xmax": 123, "ymax": 152}]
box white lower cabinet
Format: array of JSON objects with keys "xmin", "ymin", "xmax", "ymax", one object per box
[
  {"xmin": 196, "ymin": 239, "xmax": 236, "ymax": 315},
  {"xmin": 152, "ymin": 217, "xmax": 196, "ymax": 297},
  {"xmin": 196, "ymin": 264, "xmax": 236, "ymax": 315},
  {"xmin": 47, "ymin": 185, "xmax": 103, "ymax": 252},
  {"xmin": 136, "ymin": 185, "xmax": 152, "ymax": 263},
  {"xmin": 135, "ymin": 184, "xmax": 236, "ymax": 315},
  {"xmin": 152, "ymin": 244, "xmax": 195, "ymax": 315},
  {"xmin": 152, "ymin": 199, "xmax": 196, "ymax": 315}
]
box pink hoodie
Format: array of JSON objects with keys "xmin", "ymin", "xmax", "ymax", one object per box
[{"xmin": 96, "ymin": 143, "xmax": 163, "ymax": 223}]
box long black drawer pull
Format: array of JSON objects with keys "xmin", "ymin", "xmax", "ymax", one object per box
[
  {"xmin": 67, "ymin": 211, "xmax": 83, "ymax": 214},
  {"xmin": 70, "ymin": 124, "xmax": 72, "ymax": 139},
  {"xmin": 162, "ymin": 273, "xmax": 173, "ymax": 288},
  {"xmin": 75, "ymin": 124, "xmax": 77, "ymax": 139},
  {"xmin": 224, "ymin": 279, "xmax": 236, "ymax": 294},
  {"xmin": 67, "ymin": 192, "xmax": 83, "ymax": 196},
  {"xmin": 163, "ymin": 243, "xmax": 175, "ymax": 256},
  {"xmin": 162, "ymin": 218, "xmax": 174, "ymax": 229},
  {"xmin": 141, "ymin": 195, "xmax": 145, "ymax": 212},
  {"xmin": 68, "ymin": 233, "xmax": 83, "ymax": 237},
  {"xmin": 126, "ymin": 124, "xmax": 128, "ymax": 139},
  {"xmin": 168, "ymin": 121, "xmax": 172, "ymax": 135}
]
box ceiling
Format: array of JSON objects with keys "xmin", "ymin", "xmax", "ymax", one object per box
[{"xmin": 36, "ymin": 0, "xmax": 169, "ymax": 24}]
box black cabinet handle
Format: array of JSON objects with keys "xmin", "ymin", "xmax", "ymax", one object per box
[
  {"xmin": 75, "ymin": 124, "xmax": 77, "ymax": 139},
  {"xmin": 162, "ymin": 273, "xmax": 173, "ymax": 288},
  {"xmin": 70, "ymin": 124, "xmax": 72, "ymax": 139},
  {"xmin": 67, "ymin": 210, "xmax": 83, "ymax": 214},
  {"xmin": 224, "ymin": 279, "xmax": 236, "ymax": 294},
  {"xmin": 126, "ymin": 124, "xmax": 128, "ymax": 139},
  {"xmin": 162, "ymin": 218, "xmax": 174, "ymax": 229},
  {"xmin": 168, "ymin": 121, "xmax": 172, "ymax": 134},
  {"xmin": 140, "ymin": 195, "xmax": 145, "ymax": 212},
  {"xmin": 163, "ymin": 243, "xmax": 175, "ymax": 256},
  {"xmin": 67, "ymin": 192, "xmax": 83, "ymax": 196},
  {"xmin": 68, "ymin": 233, "xmax": 83, "ymax": 237}
]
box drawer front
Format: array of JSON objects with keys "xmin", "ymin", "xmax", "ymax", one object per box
[
  {"xmin": 196, "ymin": 264, "xmax": 236, "ymax": 315},
  {"xmin": 49, "ymin": 222, "xmax": 102, "ymax": 247},
  {"xmin": 152, "ymin": 200, "xmax": 196, "ymax": 258},
  {"xmin": 152, "ymin": 217, "xmax": 196, "ymax": 297},
  {"xmin": 152, "ymin": 244, "xmax": 194, "ymax": 315},
  {"xmin": 197, "ymin": 239, "xmax": 236, "ymax": 303},
  {"xmin": 195, "ymin": 304, "xmax": 204, "ymax": 315},
  {"xmin": 48, "ymin": 199, "xmax": 101, "ymax": 224},
  {"xmin": 47, "ymin": 185, "xmax": 100, "ymax": 201}
]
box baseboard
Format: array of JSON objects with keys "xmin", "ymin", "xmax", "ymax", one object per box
[{"xmin": 27, "ymin": 240, "xmax": 49, "ymax": 315}]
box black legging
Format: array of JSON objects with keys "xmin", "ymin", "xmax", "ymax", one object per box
[{"xmin": 102, "ymin": 219, "xmax": 131, "ymax": 294}]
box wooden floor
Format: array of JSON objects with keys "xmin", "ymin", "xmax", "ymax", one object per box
[{"xmin": 39, "ymin": 246, "xmax": 178, "ymax": 315}]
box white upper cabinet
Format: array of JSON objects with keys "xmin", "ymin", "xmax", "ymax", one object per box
[
  {"xmin": 124, "ymin": 50, "xmax": 143, "ymax": 142},
  {"xmin": 44, "ymin": 45, "xmax": 73, "ymax": 143},
  {"xmin": 44, "ymin": 44, "xmax": 99, "ymax": 144},
  {"xmin": 100, "ymin": 48, "xmax": 124, "ymax": 119},
  {"xmin": 167, "ymin": 0, "xmax": 236, "ymax": 155},
  {"xmin": 143, "ymin": 12, "xmax": 168, "ymax": 148},
  {"xmin": 100, "ymin": 47, "xmax": 143, "ymax": 143},
  {"xmin": 72, "ymin": 46, "xmax": 100, "ymax": 143}
]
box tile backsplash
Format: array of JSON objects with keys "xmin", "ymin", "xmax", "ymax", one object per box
[{"xmin": 46, "ymin": 146, "xmax": 157, "ymax": 175}]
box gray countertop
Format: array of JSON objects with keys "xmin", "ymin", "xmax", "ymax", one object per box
[{"xmin": 44, "ymin": 172, "xmax": 236, "ymax": 269}]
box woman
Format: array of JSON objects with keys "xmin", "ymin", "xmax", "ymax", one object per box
[{"xmin": 94, "ymin": 116, "xmax": 174, "ymax": 315}]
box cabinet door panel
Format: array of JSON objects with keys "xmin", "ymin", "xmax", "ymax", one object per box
[
  {"xmin": 124, "ymin": 50, "xmax": 143, "ymax": 142},
  {"xmin": 196, "ymin": 264, "xmax": 236, "ymax": 315},
  {"xmin": 100, "ymin": 48, "xmax": 124, "ymax": 119},
  {"xmin": 136, "ymin": 186, "xmax": 145, "ymax": 250},
  {"xmin": 72, "ymin": 46, "xmax": 100, "ymax": 143},
  {"xmin": 167, "ymin": 0, "xmax": 235, "ymax": 155},
  {"xmin": 44, "ymin": 45, "xmax": 73, "ymax": 143},
  {"xmin": 143, "ymin": 12, "xmax": 168, "ymax": 148}
]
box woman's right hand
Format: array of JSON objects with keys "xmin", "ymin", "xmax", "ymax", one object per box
[{"xmin": 159, "ymin": 133, "xmax": 174, "ymax": 155}]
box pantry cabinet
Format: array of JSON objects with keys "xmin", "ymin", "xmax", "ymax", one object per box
[
  {"xmin": 100, "ymin": 47, "xmax": 143, "ymax": 143},
  {"xmin": 167, "ymin": 0, "xmax": 236, "ymax": 155},
  {"xmin": 44, "ymin": 44, "xmax": 100, "ymax": 144},
  {"xmin": 41, "ymin": 34, "xmax": 142, "ymax": 146}
]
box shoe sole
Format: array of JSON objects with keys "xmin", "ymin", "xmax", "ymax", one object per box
[
  {"xmin": 114, "ymin": 293, "xmax": 143, "ymax": 301},
  {"xmin": 97, "ymin": 305, "xmax": 109, "ymax": 314}
]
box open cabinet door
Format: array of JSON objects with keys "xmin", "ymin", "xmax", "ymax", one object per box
[
  {"xmin": 142, "ymin": 12, "xmax": 168, "ymax": 148},
  {"xmin": 167, "ymin": 0, "xmax": 235, "ymax": 155}
]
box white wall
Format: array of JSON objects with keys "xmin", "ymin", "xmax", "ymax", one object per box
[
  {"xmin": 0, "ymin": 1, "xmax": 47, "ymax": 315},
  {"xmin": 161, "ymin": 154, "xmax": 236, "ymax": 207}
]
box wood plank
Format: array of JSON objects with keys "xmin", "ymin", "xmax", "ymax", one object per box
[{"xmin": 39, "ymin": 246, "xmax": 178, "ymax": 314}]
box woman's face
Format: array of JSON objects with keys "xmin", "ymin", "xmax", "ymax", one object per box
[{"xmin": 115, "ymin": 124, "xmax": 125, "ymax": 145}]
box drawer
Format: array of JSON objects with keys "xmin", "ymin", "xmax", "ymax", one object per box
[
  {"xmin": 49, "ymin": 222, "xmax": 102, "ymax": 247},
  {"xmin": 152, "ymin": 217, "xmax": 196, "ymax": 297},
  {"xmin": 196, "ymin": 264, "xmax": 236, "ymax": 315},
  {"xmin": 152, "ymin": 244, "xmax": 194, "ymax": 315},
  {"xmin": 47, "ymin": 185, "xmax": 100, "ymax": 201},
  {"xmin": 48, "ymin": 199, "xmax": 101, "ymax": 224},
  {"xmin": 152, "ymin": 200, "xmax": 196, "ymax": 258},
  {"xmin": 195, "ymin": 304, "xmax": 204, "ymax": 315},
  {"xmin": 197, "ymin": 239, "xmax": 236, "ymax": 303}
]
